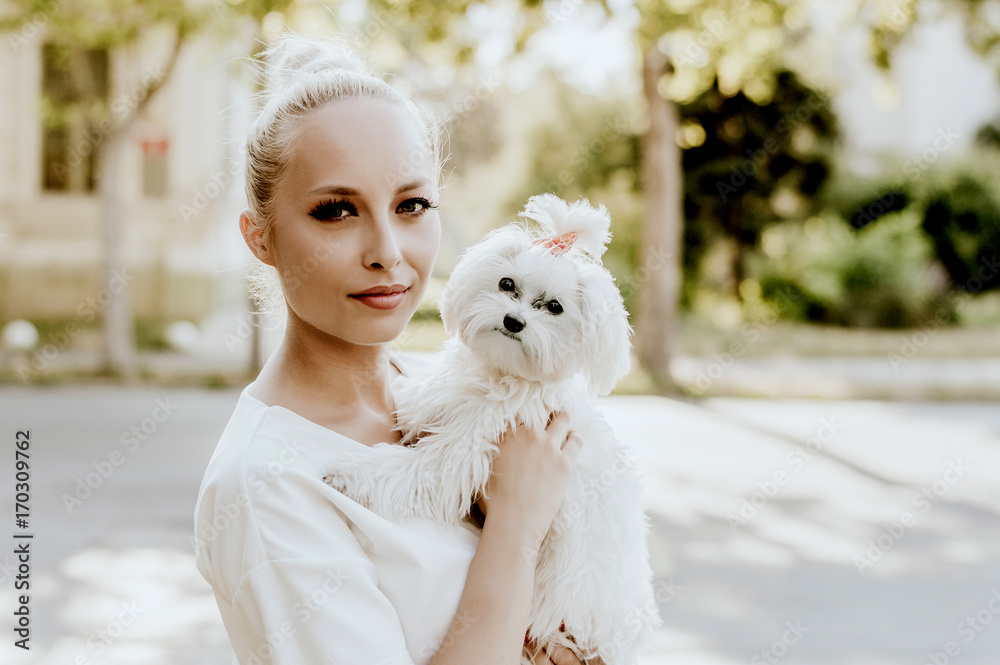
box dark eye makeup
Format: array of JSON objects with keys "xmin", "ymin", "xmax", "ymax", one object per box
[
  {"xmin": 307, "ymin": 197, "xmax": 438, "ymax": 222},
  {"xmin": 308, "ymin": 198, "xmax": 357, "ymax": 221}
]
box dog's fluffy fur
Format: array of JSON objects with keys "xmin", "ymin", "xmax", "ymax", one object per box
[{"xmin": 323, "ymin": 194, "xmax": 660, "ymax": 664}]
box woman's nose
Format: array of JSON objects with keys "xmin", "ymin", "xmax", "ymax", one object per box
[{"xmin": 365, "ymin": 212, "xmax": 403, "ymax": 269}]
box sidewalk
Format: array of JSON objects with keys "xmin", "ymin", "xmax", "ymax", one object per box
[{"xmin": 671, "ymin": 355, "xmax": 1000, "ymax": 400}]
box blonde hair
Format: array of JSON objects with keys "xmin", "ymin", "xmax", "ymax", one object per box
[{"xmin": 242, "ymin": 31, "xmax": 445, "ymax": 321}]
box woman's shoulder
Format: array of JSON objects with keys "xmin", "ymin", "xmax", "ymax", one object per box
[{"xmin": 192, "ymin": 385, "xmax": 365, "ymax": 594}]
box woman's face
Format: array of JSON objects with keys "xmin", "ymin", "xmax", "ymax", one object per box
[{"xmin": 255, "ymin": 97, "xmax": 441, "ymax": 346}]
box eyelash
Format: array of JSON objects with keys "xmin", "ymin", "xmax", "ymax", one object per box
[{"xmin": 308, "ymin": 197, "xmax": 439, "ymax": 221}]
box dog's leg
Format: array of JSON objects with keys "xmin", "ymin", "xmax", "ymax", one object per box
[
  {"xmin": 324, "ymin": 433, "xmax": 495, "ymax": 525},
  {"xmin": 323, "ymin": 443, "xmax": 421, "ymax": 519}
]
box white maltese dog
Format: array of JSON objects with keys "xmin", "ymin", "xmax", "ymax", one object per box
[{"xmin": 323, "ymin": 194, "xmax": 660, "ymax": 664}]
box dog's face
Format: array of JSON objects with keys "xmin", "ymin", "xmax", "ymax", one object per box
[{"xmin": 439, "ymin": 225, "xmax": 632, "ymax": 394}]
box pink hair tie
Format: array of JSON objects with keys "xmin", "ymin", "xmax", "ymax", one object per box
[{"xmin": 533, "ymin": 231, "xmax": 577, "ymax": 257}]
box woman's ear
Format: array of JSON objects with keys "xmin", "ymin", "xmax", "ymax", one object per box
[{"xmin": 240, "ymin": 210, "xmax": 275, "ymax": 267}]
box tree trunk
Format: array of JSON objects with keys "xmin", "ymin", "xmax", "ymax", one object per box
[
  {"xmin": 99, "ymin": 129, "xmax": 139, "ymax": 380},
  {"xmin": 732, "ymin": 240, "xmax": 746, "ymax": 302},
  {"xmin": 636, "ymin": 46, "xmax": 684, "ymax": 395},
  {"xmin": 98, "ymin": 32, "xmax": 184, "ymax": 380}
]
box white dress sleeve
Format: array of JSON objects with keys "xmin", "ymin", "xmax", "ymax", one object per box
[{"xmin": 222, "ymin": 466, "xmax": 417, "ymax": 665}]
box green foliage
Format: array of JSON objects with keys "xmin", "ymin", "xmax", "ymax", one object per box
[
  {"xmin": 823, "ymin": 151, "xmax": 1000, "ymax": 295},
  {"xmin": 921, "ymin": 168, "xmax": 1000, "ymax": 293},
  {"xmin": 752, "ymin": 211, "xmax": 954, "ymax": 328},
  {"xmin": 635, "ymin": 0, "xmax": 790, "ymax": 102},
  {"xmin": 134, "ymin": 318, "xmax": 169, "ymax": 350},
  {"xmin": 679, "ymin": 69, "xmax": 838, "ymax": 297}
]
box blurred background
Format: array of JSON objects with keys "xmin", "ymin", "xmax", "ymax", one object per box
[{"xmin": 0, "ymin": 0, "xmax": 998, "ymax": 664}]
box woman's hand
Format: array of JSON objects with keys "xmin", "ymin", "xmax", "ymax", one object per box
[
  {"xmin": 526, "ymin": 640, "xmax": 606, "ymax": 665},
  {"xmin": 477, "ymin": 411, "xmax": 582, "ymax": 544}
]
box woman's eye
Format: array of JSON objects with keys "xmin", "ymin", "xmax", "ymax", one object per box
[
  {"xmin": 309, "ymin": 199, "xmax": 357, "ymax": 221},
  {"xmin": 546, "ymin": 300, "xmax": 563, "ymax": 314},
  {"xmin": 499, "ymin": 277, "xmax": 516, "ymax": 292},
  {"xmin": 397, "ymin": 197, "xmax": 438, "ymax": 215}
]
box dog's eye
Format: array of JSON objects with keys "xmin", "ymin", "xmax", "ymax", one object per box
[
  {"xmin": 499, "ymin": 277, "xmax": 516, "ymax": 292},
  {"xmin": 546, "ymin": 300, "xmax": 563, "ymax": 314}
]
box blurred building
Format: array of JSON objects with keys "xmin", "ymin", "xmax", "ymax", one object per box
[{"xmin": 0, "ymin": 28, "xmax": 254, "ymax": 326}]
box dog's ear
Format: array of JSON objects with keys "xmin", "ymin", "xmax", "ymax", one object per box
[{"xmin": 576, "ymin": 263, "xmax": 633, "ymax": 396}]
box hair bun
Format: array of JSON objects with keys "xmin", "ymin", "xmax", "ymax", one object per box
[{"xmin": 259, "ymin": 32, "xmax": 369, "ymax": 104}]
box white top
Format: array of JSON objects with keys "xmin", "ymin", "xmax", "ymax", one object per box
[{"xmin": 193, "ymin": 353, "xmax": 481, "ymax": 665}]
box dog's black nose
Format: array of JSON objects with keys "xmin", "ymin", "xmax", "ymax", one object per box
[{"xmin": 503, "ymin": 314, "xmax": 525, "ymax": 333}]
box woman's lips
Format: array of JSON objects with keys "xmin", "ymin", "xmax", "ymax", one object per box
[{"xmin": 350, "ymin": 286, "xmax": 409, "ymax": 309}]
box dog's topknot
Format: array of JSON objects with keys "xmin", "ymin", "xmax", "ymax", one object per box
[{"xmin": 517, "ymin": 194, "xmax": 613, "ymax": 259}]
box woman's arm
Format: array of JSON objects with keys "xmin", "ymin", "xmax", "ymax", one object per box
[{"xmin": 428, "ymin": 411, "xmax": 583, "ymax": 665}]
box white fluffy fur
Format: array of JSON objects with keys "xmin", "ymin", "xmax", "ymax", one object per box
[{"xmin": 323, "ymin": 195, "xmax": 661, "ymax": 664}]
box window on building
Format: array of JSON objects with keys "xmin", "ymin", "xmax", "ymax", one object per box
[
  {"xmin": 40, "ymin": 43, "xmax": 110, "ymax": 192},
  {"xmin": 141, "ymin": 137, "xmax": 169, "ymax": 198}
]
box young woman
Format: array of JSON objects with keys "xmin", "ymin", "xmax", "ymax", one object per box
[{"xmin": 193, "ymin": 32, "xmax": 594, "ymax": 665}]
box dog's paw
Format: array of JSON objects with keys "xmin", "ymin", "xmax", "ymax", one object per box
[
  {"xmin": 322, "ymin": 469, "xmax": 356, "ymax": 496},
  {"xmin": 321, "ymin": 458, "xmax": 364, "ymax": 495}
]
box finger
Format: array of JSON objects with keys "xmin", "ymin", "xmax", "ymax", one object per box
[
  {"xmin": 525, "ymin": 641, "xmax": 550, "ymax": 665},
  {"xmin": 544, "ymin": 644, "xmax": 584, "ymax": 665},
  {"xmin": 560, "ymin": 431, "xmax": 583, "ymax": 463},
  {"xmin": 545, "ymin": 412, "xmax": 572, "ymax": 447},
  {"xmin": 505, "ymin": 418, "xmax": 523, "ymax": 437},
  {"xmin": 545, "ymin": 410, "xmax": 570, "ymax": 431}
]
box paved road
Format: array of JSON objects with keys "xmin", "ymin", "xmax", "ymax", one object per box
[{"xmin": 0, "ymin": 386, "xmax": 997, "ymax": 665}]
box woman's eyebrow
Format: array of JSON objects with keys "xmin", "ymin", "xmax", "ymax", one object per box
[{"xmin": 304, "ymin": 178, "xmax": 430, "ymax": 199}]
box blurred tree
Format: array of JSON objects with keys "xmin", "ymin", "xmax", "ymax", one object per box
[
  {"xmin": 632, "ymin": 0, "xmax": 792, "ymax": 393},
  {"xmin": 921, "ymin": 169, "xmax": 1000, "ymax": 294},
  {"xmin": 679, "ymin": 69, "xmax": 838, "ymax": 301},
  {"xmin": 847, "ymin": 0, "xmax": 1000, "ymax": 297},
  {"xmin": 1, "ymin": 0, "xmax": 295, "ymax": 380}
]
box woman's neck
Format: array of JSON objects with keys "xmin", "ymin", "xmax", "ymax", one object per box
[{"xmin": 250, "ymin": 315, "xmax": 398, "ymax": 420}]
